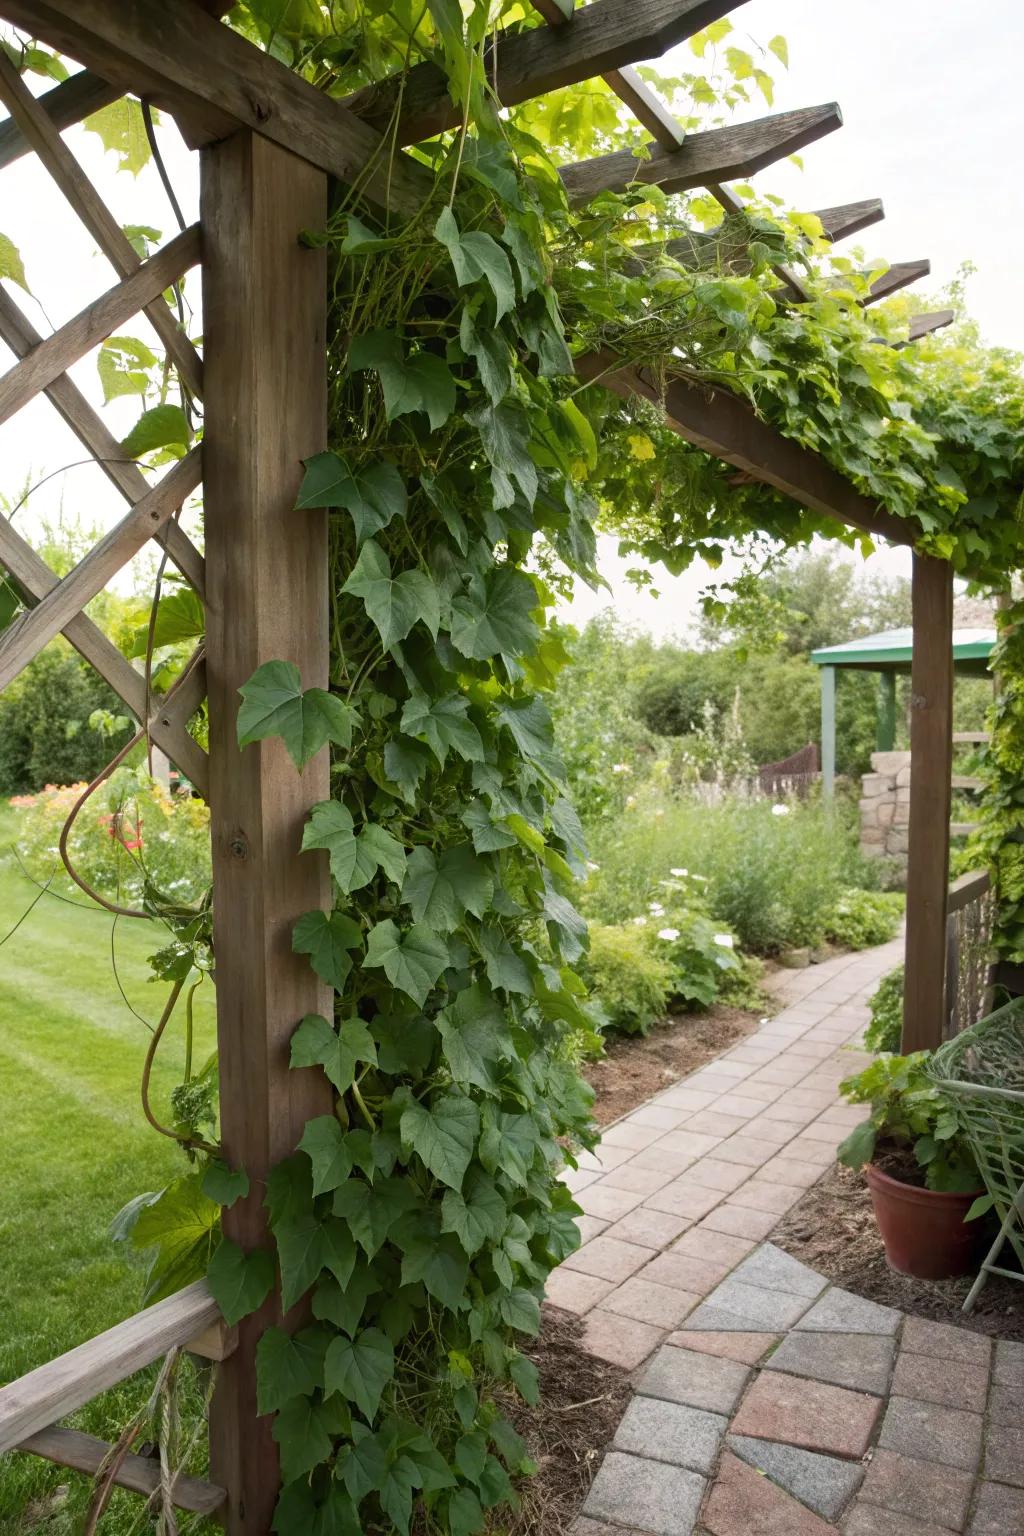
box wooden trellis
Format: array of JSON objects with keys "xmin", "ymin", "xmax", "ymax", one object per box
[{"xmin": 0, "ymin": 0, "xmax": 959, "ymax": 1526}]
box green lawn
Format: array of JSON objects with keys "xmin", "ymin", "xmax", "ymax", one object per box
[{"xmin": 0, "ymin": 805, "xmax": 218, "ymax": 1532}]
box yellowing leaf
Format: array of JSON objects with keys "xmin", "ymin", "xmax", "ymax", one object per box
[
  {"xmin": 0, "ymin": 232, "xmax": 28, "ymax": 292},
  {"xmin": 628, "ymin": 433, "xmax": 656, "ymax": 462},
  {"xmin": 84, "ymin": 98, "xmax": 154, "ymax": 177},
  {"xmin": 768, "ymin": 34, "xmax": 789, "ymax": 68}
]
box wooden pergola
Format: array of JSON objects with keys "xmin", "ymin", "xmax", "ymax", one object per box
[{"xmin": 0, "ymin": 1, "xmax": 968, "ymax": 1525}]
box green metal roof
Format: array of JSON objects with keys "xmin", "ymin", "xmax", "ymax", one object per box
[{"xmin": 810, "ymin": 626, "xmax": 995, "ymax": 669}]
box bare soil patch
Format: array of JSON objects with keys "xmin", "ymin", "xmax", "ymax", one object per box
[
  {"xmin": 584, "ymin": 1005, "xmax": 760, "ymax": 1127},
  {"xmin": 773, "ymin": 1161, "xmax": 1024, "ymax": 1341}
]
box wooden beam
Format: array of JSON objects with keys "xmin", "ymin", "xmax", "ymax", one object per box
[
  {"xmin": 0, "ymin": 286, "xmax": 205, "ymax": 595},
  {"xmin": 902, "ymin": 553, "xmax": 954, "ymax": 1053},
  {"xmin": 862, "ymin": 259, "xmax": 930, "ymax": 306},
  {"xmin": 346, "ymin": 0, "xmax": 745, "ymax": 143},
  {"xmin": 815, "ymin": 198, "xmax": 885, "ymax": 242},
  {"xmin": 0, "ymin": 224, "xmax": 201, "ymax": 428},
  {"xmin": 904, "ymin": 309, "xmax": 955, "ymax": 343},
  {"xmin": 576, "ymin": 350, "xmax": 914, "ymax": 546},
  {"xmin": 0, "ymin": 0, "xmax": 432, "ymax": 216},
  {"xmin": 201, "ymin": 129, "xmax": 333, "ymax": 1534},
  {"xmin": 602, "ymin": 64, "xmax": 686, "ymax": 146},
  {"xmin": 15, "ymin": 1427, "xmax": 226, "ymax": 1516},
  {"xmin": 0, "ymin": 1281, "xmax": 219, "ymax": 1452},
  {"xmin": 560, "ymin": 103, "xmax": 842, "ymax": 204},
  {"xmin": 705, "ymin": 179, "xmax": 807, "ymax": 301},
  {"xmin": 0, "ymin": 68, "xmax": 118, "ymax": 172},
  {"xmin": 0, "ymin": 48, "xmax": 203, "ymax": 398}
]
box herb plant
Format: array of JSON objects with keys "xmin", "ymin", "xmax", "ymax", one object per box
[{"xmin": 838, "ymin": 1052, "xmax": 980, "ymax": 1194}]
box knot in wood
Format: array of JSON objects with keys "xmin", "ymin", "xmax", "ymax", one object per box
[
  {"xmin": 228, "ymin": 834, "xmax": 249, "ymax": 860},
  {"xmin": 248, "ymin": 96, "xmax": 273, "ymax": 123}
]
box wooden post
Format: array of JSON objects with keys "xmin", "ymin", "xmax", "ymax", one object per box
[
  {"xmin": 820, "ymin": 664, "xmax": 836, "ymax": 798},
  {"xmin": 201, "ymin": 130, "xmax": 332, "ymax": 1532},
  {"xmin": 902, "ymin": 554, "xmax": 954, "ymax": 1053},
  {"xmin": 877, "ymin": 670, "xmax": 897, "ymax": 751}
]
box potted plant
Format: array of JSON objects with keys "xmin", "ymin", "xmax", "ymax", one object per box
[{"xmin": 838, "ymin": 1052, "xmax": 986, "ymax": 1280}]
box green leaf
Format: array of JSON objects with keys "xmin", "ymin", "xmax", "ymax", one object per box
[
  {"xmin": 441, "ymin": 1169, "xmax": 507, "ymax": 1255},
  {"xmin": 273, "ymin": 1394, "xmax": 335, "ymax": 1482},
  {"xmin": 438, "ymin": 983, "xmax": 510, "ymax": 1093},
  {"xmin": 206, "ymin": 1238, "xmax": 274, "ymax": 1325},
  {"xmin": 455, "ymin": 1431, "xmax": 488, "ymax": 1481},
  {"xmin": 837, "ymin": 1120, "xmax": 877, "ymax": 1170},
  {"xmin": 383, "ymin": 738, "xmax": 431, "ymax": 803},
  {"xmin": 435, "ymin": 207, "xmax": 515, "ymax": 321},
  {"xmin": 324, "ymin": 1327, "xmax": 395, "ymax": 1421},
  {"xmin": 479, "ymin": 1109, "xmax": 540, "ymax": 1188},
  {"xmin": 768, "ymin": 33, "xmax": 789, "ymax": 66},
  {"xmin": 349, "ymin": 329, "xmax": 456, "ymax": 431},
  {"xmin": 509, "ymin": 1352, "xmax": 539, "ymax": 1404},
  {"xmin": 401, "ymin": 1092, "xmax": 479, "ymax": 1189},
  {"xmin": 131, "ymin": 1173, "xmax": 219, "ymax": 1304},
  {"xmin": 400, "ymin": 691, "xmax": 484, "ymax": 767},
  {"xmin": 462, "ymin": 800, "xmax": 517, "ymax": 854},
  {"xmin": 237, "ymin": 660, "xmax": 356, "ymax": 769},
  {"xmin": 450, "ymin": 568, "xmax": 539, "ymax": 660},
  {"xmin": 478, "ymin": 923, "xmax": 532, "ymax": 995},
  {"xmin": 292, "ymin": 913, "xmax": 362, "ymax": 991},
  {"xmin": 448, "ymin": 1487, "xmax": 485, "ymax": 1536},
  {"xmin": 97, "ymin": 334, "xmax": 157, "ymax": 403},
  {"xmin": 494, "ymin": 696, "xmax": 564, "ymax": 779},
  {"xmin": 402, "ymin": 844, "xmax": 493, "ymax": 932},
  {"xmin": 296, "ymin": 451, "xmax": 407, "ymax": 545},
  {"xmin": 364, "ymin": 920, "xmax": 450, "ymax": 1007},
  {"xmin": 126, "ymin": 588, "xmax": 204, "ymax": 657},
  {"xmin": 965, "ymin": 1193, "xmax": 995, "ymax": 1222},
  {"xmin": 314, "ymin": 1266, "xmax": 378, "ymax": 1337},
  {"xmin": 298, "ymin": 1115, "xmax": 353, "ymax": 1195},
  {"xmin": 201, "ymin": 1160, "xmax": 249, "ymax": 1208},
  {"xmin": 301, "ymin": 800, "xmax": 406, "ymax": 893},
  {"xmin": 275, "ymin": 1211, "xmax": 334, "ymax": 1311},
  {"xmin": 256, "ymin": 1325, "xmax": 327, "ymax": 1414},
  {"xmin": 290, "ymin": 1013, "xmax": 377, "ymax": 1094},
  {"xmin": 468, "ymin": 401, "xmax": 538, "ymax": 510},
  {"xmin": 459, "ymin": 306, "xmax": 513, "ymax": 404},
  {"xmin": 341, "ymin": 540, "xmax": 441, "ymax": 650},
  {"xmin": 400, "ymin": 1233, "xmax": 468, "ymax": 1309},
  {"xmin": 120, "ymin": 404, "xmax": 191, "ymax": 460},
  {"xmin": 499, "ymin": 1286, "xmax": 541, "ymax": 1335},
  {"xmin": 333, "ymin": 1177, "xmax": 419, "ymax": 1259},
  {"xmin": 84, "ymin": 98, "xmax": 153, "ymax": 175}
]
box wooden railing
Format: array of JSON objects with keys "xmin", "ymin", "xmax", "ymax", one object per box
[
  {"xmin": 0, "ymin": 1280, "xmax": 231, "ymax": 1514},
  {"xmin": 944, "ymin": 869, "xmax": 995, "ymax": 1040}
]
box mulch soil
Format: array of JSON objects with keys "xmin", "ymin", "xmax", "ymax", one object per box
[
  {"xmin": 773, "ymin": 1160, "xmax": 1024, "ymax": 1342},
  {"xmin": 584, "ymin": 1004, "xmax": 760, "ymax": 1127}
]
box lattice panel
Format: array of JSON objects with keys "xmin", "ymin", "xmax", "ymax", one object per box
[{"xmin": 0, "ymin": 49, "xmax": 209, "ymax": 797}]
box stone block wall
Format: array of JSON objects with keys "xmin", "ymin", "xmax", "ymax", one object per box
[{"xmin": 859, "ymin": 750, "xmax": 911, "ymax": 871}]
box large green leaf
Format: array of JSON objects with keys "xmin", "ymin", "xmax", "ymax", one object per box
[
  {"xmin": 290, "ymin": 1013, "xmax": 377, "ymax": 1094},
  {"xmin": 206, "ymin": 1238, "xmax": 274, "ymax": 1326},
  {"xmin": 0, "ymin": 232, "xmax": 29, "ymax": 291},
  {"xmin": 494, "ymin": 695, "xmax": 564, "ymax": 779},
  {"xmin": 84, "ymin": 97, "xmax": 152, "ymax": 175},
  {"xmin": 120, "ymin": 403, "xmax": 191, "ymax": 460},
  {"xmin": 130, "ymin": 1173, "xmax": 219, "ymax": 1304},
  {"xmin": 298, "ymin": 1115, "xmax": 353, "ymax": 1195},
  {"xmin": 349, "ymin": 329, "xmax": 456, "ymax": 430},
  {"xmin": 437, "ymin": 983, "xmax": 510, "ymax": 1093},
  {"xmin": 400, "ymin": 1092, "xmax": 479, "ymax": 1189},
  {"xmin": 400, "ymin": 691, "xmax": 484, "ymax": 767},
  {"xmin": 441, "ymin": 1169, "xmax": 507, "ymax": 1256},
  {"xmin": 314, "ymin": 1267, "xmax": 378, "ymax": 1337},
  {"xmin": 450, "ymin": 568, "xmax": 539, "ymax": 660},
  {"xmin": 97, "ymin": 334, "xmax": 157, "ymax": 403},
  {"xmin": 256, "ymin": 1324, "xmax": 328, "ymax": 1415},
  {"xmin": 342, "ymin": 540, "xmax": 440, "ymax": 650},
  {"xmin": 399, "ymin": 1233, "xmax": 468, "ymax": 1309},
  {"xmin": 292, "ymin": 912, "xmax": 362, "ymax": 991},
  {"xmin": 126, "ymin": 587, "xmax": 205, "ymax": 658},
  {"xmin": 477, "ymin": 923, "xmax": 532, "ymax": 995},
  {"xmin": 324, "ymin": 1328, "xmax": 395, "ymax": 1421},
  {"xmin": 364, "ymin": 919, "xmax": 450, "ymax": 1006},
  {"xmin": 332, "ymin": 1177, "xmax": 419, "ymax": 1259},
  {"xmin": 435, "ymin": 207, "xmax": 514, "ymax": 321},
  {"xmin": 468, "ymin": 400, "xmax": 538, "ymax": 510},
  {"xmin": 301, "ymin": 800, "xmax": 406, "ymax": 893},
  {"xmin": 401, "ymin": 844, "xmax": 493, "ymax": 932},
  {"xmin": 273, "ymin": 1395, "xmax": 336, "ymax": 1483},
  {"xmin": 296, "ymin": 451, "xmax": 407, "ymax": 546},
  {"xmin": 238, "ymin": 660, "xmax": 356, "ymax": 769}
]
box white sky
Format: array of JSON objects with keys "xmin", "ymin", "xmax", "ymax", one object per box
[{"xmin": 2, "ymin": 0, "xmax": 1019, "ymax": 641}]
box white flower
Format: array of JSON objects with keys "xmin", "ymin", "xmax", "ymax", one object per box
[
  {"xmin": 586, "ymin": 860, "xmax": 600, "ymax": 872},
  {"xmin": 625, "ymin": 795, "xmax": 637, "ymax": 809},
  {"xmin": 657, "ymin": 927, "xmax": 680, "ymax": 941},
  {"xmin": 648, "ymin": 901, "xmax": 665, "ymax": 916},
  {"xmin": 771, "ymin": 803, "xmax": 790, "ymax": 817},
  {"xmin": 713, "ymin": 933, "xmax": 735, "ymax": 949},
  {"xmin": 632, "ymin": 915, "xmax": 647, "ymax": 926},
  {"xmin": 611, "ymin": 762, "xmax": 630, "ymax": 775},
  {"xmin": 691, "ymin": 873, "xmax": 709, "ymax": 882},
  {"xmin": 670, "ymin": 867, "xmax": 688, "ymax": 878}
]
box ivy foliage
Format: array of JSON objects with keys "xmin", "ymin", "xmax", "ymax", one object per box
[{"xmin": 970, "ymin": 599, "xmax": 1024, "ymax": 963}]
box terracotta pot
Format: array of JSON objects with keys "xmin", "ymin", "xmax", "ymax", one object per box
[{"xmin": 864, "ymin": 1163, "xmax": 985, "ymax": 1280}]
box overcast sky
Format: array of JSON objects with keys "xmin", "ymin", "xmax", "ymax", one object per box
[{"xmin": 1, "ymin": 1, "xmax": 1018, "ymax": 642}]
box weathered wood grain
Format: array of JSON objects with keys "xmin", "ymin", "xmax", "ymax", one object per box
[
  {"xmin": 0, "ymin": 1282, "xmax": 220, "ymax": 1453},
  {"xmin": 815, "ymin": 198, "xmax": 885, "ymax": 241},
  {"xmin": 560, "ymin": 103, "xmax": 842, "ymax": 203},
  {"xmin": 0, "ymin": 68, "xmax": 118, "ymax": 171},
  {"xmin": 862, "ymin": 259, "xmax": 930, "ymax": 306},
  {"xmin": 904, "ymin": 309, "xmax": 955, "ymax": 342},
  {"xmin": 15, "ymin": 1426, "xmax": 226, "ymax": 1515},
  {"xmin": 201, "ymin": 129, "xmax": 333, "ymax": 1533}
]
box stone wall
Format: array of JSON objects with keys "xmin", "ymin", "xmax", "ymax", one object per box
[{"xmin": 859, "ymin": 749, "xmax": 911, "ymax": 872}]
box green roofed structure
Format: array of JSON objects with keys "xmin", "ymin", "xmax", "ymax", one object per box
[{"xmin": 811, "ymin": 625, "xmax": 996, "ymax": 796}]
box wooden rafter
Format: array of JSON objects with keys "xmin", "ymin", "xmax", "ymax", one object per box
[
  {"xmin": 862, "ymin": 259, "xmax": 930, "ymax": 306},
  {"xmin": 560, "ymin": 103, "xmax": 842, "ymax": 203},
  {"xmin": 0, "ymin": 68, "xmax": 118, "ymax": 171},
  {"xmin": 903, "ymin": 309, "xmax": 955, "ymax": 343},
  {"xmin": 0, "ymin": 0, "xmax": 433, "ymax": 216},
  {"xmin": 816, "ymin": 198, "xmax": 885, "ymax": 241},
  {"xmin": 345, "ymin": 0, "xmax": 745, "ymax": 144}
]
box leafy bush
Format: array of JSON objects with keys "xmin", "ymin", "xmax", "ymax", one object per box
[
  {"xmin": 582, "ymin": 924, "xmax": 673, "ymax": 1036},
  {"xmin": 0, "ymin": 642, "xmax": 135, "ymax": 794},
  {"xmin": 864, "ymin": 966, "xmax": 904, "ymax": 1053},
  {"xmin": 823, "ymin": 888, "xmax": 904, "ymax": 950},
  {"xmin": 838, "ymin": 1052, "xmax": 980, "ymax": 1193}
]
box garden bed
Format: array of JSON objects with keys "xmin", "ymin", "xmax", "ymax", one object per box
[
  {"xmin": 584, "ymin": 1004, "xmax": 760, "ymax": 1126},
  {"xmin": 773, "ymin": 1161, "xmax": 1024, "ymax": 1341}
]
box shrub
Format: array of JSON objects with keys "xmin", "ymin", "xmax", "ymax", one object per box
[
  {"xmin": 0, "ymin": 642, "xmax": 135, "ymax": 794},
  {"xmin": 865, "ymin": 966, "xmax": 904, "ymax": 1053},
  {"xmin": 581, "ymin": 923, "xmax": 673, "ymax": 1036},
  {"xmin": 823, "ymin": 888, "xmax": 904, "ymax": 950}
]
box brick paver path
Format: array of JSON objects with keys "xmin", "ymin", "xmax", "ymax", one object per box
[{"xmin": 551, "ymin": 941, "xmax": 1024, "ymax": 1534}]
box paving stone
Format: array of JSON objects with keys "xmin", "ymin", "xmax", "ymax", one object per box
[
  {"xmin": 796, "ymin": 1288, "xmax": 900, "ymax": 1336},
  {"xmin": 760, "ymin": 1155, "xmax": 828, "ymax": 1188},
  {"xmin": 613, "ymin": 1395, "xmax": 727, "ymax": 1473},
  {"xmin": 579, "ymin": 1143, "xmax": 637, "ymax": 1171},
  {"xmin": 841, "ymin": 1506, "xmax": 957, "ymax": 1536},
  {"xmin": 563, "ymin": 1166, "xmax": 602, "ymax": 1193},
  {"xmin": 574, "ymin": 1214, "xmax": 611, "ymax": 1246},
  {"xmin": 730, "ymin": 1242, "xmax": 829, "ymax": 1299},
  {"xmin": 765, "ymin": 1330, "xmax": 894, "ymax": 1395},
  {"xmin": 879, "ymin": 1396, "xmax": 983, "ymax": 1472},
  {"xmin": 891, "ymin": 1351, "xmax": 989, "ymax": 1413},
  {"xmin": 577, "ymin": 1183, "xmax": 648, "ymax": 1221},
  {"xmin": 601, "ymin": 1119, "xmax": 669, "ymax": 1151},
  {"xmin": 572, "ymin": 1519, "xmax": 647, "ymax": 1536},
  {"xmin": 604, "ymin": 1208, "xmax": 696, "ymax": 1250},
  {"xmin": 545, "ymin": 1267, "xmax": 616, "ymax": 1314},
  {"xmin": 706, "ymin": 1093, "xmax": 762, "ymax": 1120},
  {"xmin": 643, "ymin": 1252, "xmax": 734, "ymax": 1296},
  {"xmin": 583, "ymin": 1451, "xmax": 705, "ymax": 1536},
  {"xmin": 726, "ymin": 1080, "xmax": 784, "ymax": 1104},
  {"xmin": 629, "ymin": 1145, "xmax": 695, "ymax": 1176},
  {"xmin": 629, "ymin": 1104, "xmax": 693, "ymax": 1130},
  {"xmin": 685, "ymin": 1278, "xmax": 814, "ymax": 1332},
  {"xmin": 599, "ymin": 1163, "xmax": 678, "ymax": 1196},
  {"xmin": 666, "ymin": 1329, "xmax": 779, "ymax": 1365},
  {"xmin": 700, "ymin": 1204, "xmax": 779, "ymax": 1241},
  {"xmin": 644, "ymin": 1182, "xmax": 723, "ymax": 1220},
  {"xmin": 636, "ymin": 1343, "xmax": 750, "ymax": 1415},
  {"xmin": 728, "ymin": 1434, "xmax": 864, "ymax": 1521},
  {"xmin": 654, "ymin": 1130, "xmax": 725, "ymax": 1159},
  {"xmin": 601, "ymin": 1276, "xmax": 700, "ymax": 1329},
  {"xmin": 672, "ymin": 1227, "xmax": 755, "ymax": 1266},
  {"xmin": 562, "ymin": 1236, "xmax": 656, "ymax": 1283},
  {"xmin": 709, "ymin": 1136, "xmax": 776, "ymax": 1168},
  {"xmin": 983, "ymin": 1420, "xmax": 1024, "ymax": 1485},
  {"xmin": 656, "ymin": 1087, "xmax": 719, "ymax": 1112},
  {"xmin": 676, "ymin": 1158, "xmax": 753, "ymax": 1194},
  {"xmin": 741, "ymin": 1116, "xmax": 807, "ymax": 1144},
  {"xmin": 859, "ymin": 1449, "xmax": 973, "ymax": 1530},
  {"xmin": 994, "ymin": 1338, "xmax": 1024, "ymax": 1386},
  {"xmin": 728, "ymin": 1180, "xmax": 805, "ymax": 1215},
  {"xmin": 901, "ymin": 1317, "xmax": 991, "ymax": 1367},
  {"xmin": 731, "ymin": 1372, "xmax": 882, "ymax": 1458},
  {"xmin": 703, "ymin": 1450, "xmax": 838, "ymax": 1535},
  {"xmin": 683, "ymin": 1112, "xmax": 753, "ymax": 1139},
  {"xmin": 579, "ymin": 1309, "xmax": 663, "ymax": 1369},
  {"xmin": 968, "ymin": 1481, "xmax": 1024, "ymax": 1536},
  {"xmin": 987, "ymin": 1379, "xmax": 1024, "ymax": 1426}
]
